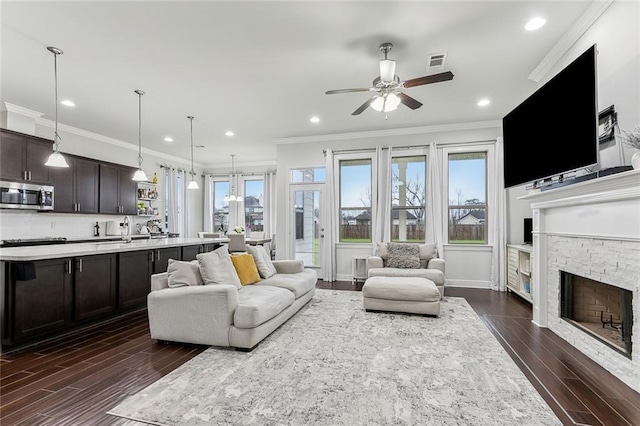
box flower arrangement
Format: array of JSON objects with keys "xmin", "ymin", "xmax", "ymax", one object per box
[
  {"xmin": 620, "ymin": 125, "xmax": 640, "ymax": 150},
  {"xmin": 233, "ymin": 226, "xmax": 245, "ymax": 234}
]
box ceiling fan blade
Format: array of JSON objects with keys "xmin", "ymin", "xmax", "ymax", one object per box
[
  {"xmin": 398, "ymin": 92, "xmax": 423, "ymax": 110},
  {"xmin": 325, "ymin": 88, "xmax": 373, "ymax": 95},
  {"xmin": 352, "ymin": 97, "xmax": 376, "ymax": 115},
  {"xmin": 402, "ymin": 71, "xmax": 454, "ymax": 88}
]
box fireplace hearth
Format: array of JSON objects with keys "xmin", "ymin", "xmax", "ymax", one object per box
[{"xmin": 560, "ymin": 271, "xmax": 633, "ymax": 357}]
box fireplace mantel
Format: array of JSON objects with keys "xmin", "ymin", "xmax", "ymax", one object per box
[{"xmin": 518, "ymin": 169, "xmax": 640, "ymax": 393}]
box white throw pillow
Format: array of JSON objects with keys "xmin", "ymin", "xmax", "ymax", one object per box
[
  {"xmin": 197, "ymin": 245, "xmax": 242, "ymax": 289},
  {"xmin": 247, "ymin": 245, "xmax": 277, "ymax": 279},
  {"xmin": 419, "ymin": 243, "xmax": 437, "ymax": 268},
  {"xmin": 167, "ymin": 259, "xmax": 203, "ymax": 288}
]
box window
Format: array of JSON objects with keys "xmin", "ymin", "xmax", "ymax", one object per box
[
  {"xmin": 392, "ymin": 155, "xmax": 426, "ymax": 242},
  {"xmin": 448, "ymin": 152, "xmax": 487, "ymax": 244},
  {"xmin": 339, "ymin": 158, "xmax": 372, "ymax": 242},
  {"xmin": 244, "ymin": 178, "xmax": 264, "ymax": 232},
  {"xmin": 213, "ymin": 180, "xmax": 230, "ymax": 233},
  {"xmin": 291, "ymin": 167, "xmax": 325, "ymax": 183}
]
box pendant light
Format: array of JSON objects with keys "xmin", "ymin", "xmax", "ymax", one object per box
[
  {"xmin": 44, "ymin": 46, "xmax": 69, "ymax": 168},
  {"xmin": 187, "ymin": 116, "xmax": 199, "ymax": 190},
  {"xmin": 132, "ymin": 90, "xmax": 149, "ymax": 181},
  {"xmin": 224, "ymin": 154, "xmax": 242, "ymax": 202}
]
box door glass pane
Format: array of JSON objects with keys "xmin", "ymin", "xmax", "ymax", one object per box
[{"xmin": 293, "ymin": 189, "xmax": 321, "ymax": 267}]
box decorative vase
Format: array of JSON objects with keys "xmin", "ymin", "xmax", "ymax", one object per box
[{"xmin": 632, "ymin": 151, "xmax": 640, "ymax": 170}]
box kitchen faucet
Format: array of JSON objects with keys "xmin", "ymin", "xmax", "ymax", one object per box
[{"xmin": 121, "ymin": 216, "xmax": 132, "ymax": 242}]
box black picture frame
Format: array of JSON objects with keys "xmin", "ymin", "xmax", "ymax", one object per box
[{"xmin": 598, "ymin": 105, "xmax": 617, "ymax": 144}]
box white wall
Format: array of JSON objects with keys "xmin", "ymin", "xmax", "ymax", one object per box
[{"xmin": 276, "ymin": 123, "xmax": 503, "ymax": 285}]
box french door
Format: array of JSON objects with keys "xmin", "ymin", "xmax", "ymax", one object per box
[{"xmin": 289, "ymin": 184, "xmax": 324, "ymax": 277}]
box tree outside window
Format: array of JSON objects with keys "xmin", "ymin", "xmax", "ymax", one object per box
[
  {"xmin": 213, "ymin": 181, "xmax": 230, "ymax": 233},
  {"xmin": 448, "ymin": 152, "xmax": 487, "ymax": 244},
  {"xmin": 391, "ymin": 155, "xmax": 426, "ymax": 242},
  {"xmin": 339, "ymin": 159, "xmax": 372, "ymax": 242},
  {"xmin": 244, "ymin": 179, "xmax": 264, "ymax": 232}
]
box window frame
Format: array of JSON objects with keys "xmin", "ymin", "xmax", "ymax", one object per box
[
  {"xmin": 390, "ymin": 148, "xmax": 427, "ymax": 243},
  {"xmin": 442, "ymin": 143, "xmax": 495, "ymax": 246},
  {"xmin": 335, "ymin": 152, "xmax": 377, "ymax": 244}
]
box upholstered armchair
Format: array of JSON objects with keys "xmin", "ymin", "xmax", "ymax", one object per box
[{"xmin": 366, "ymin": 242, "xmax": 446, "ymax": 297}]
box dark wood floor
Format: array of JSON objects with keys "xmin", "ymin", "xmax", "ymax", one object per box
[{"xmin": 2, "ymin": 284, "xmax": 639, "ymax": 425}]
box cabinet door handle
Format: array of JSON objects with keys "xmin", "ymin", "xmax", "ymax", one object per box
[
  {"xmin": 23, "ymin": 171, "xmax": 27, "ymax": 180},
  {"xmin": 149, "ymin": 251, "xmax": 154, "ymax": 262},
  {"xmin": 67, "ymin": 259, "xmax": 72, "ymax": 274},
  {"xmin": 28, "ymin": 171, "xmax": 32, "ymax": 181},
  {"xmin": 78, "ymin": 258, "xmax": 83, "ymax": 273},
  {"xmin": 156, "ymin": 250, "xmax": 160, "ymax": 262}
]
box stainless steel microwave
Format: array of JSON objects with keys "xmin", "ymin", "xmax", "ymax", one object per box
[{"xmin": 0, "ymin": 181, "xmax": 54, "ymax": 210}]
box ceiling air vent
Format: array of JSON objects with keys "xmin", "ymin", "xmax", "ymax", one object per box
[{"xmin": 427, "ymin": 53, "xmax": 447, "ymax": 72}]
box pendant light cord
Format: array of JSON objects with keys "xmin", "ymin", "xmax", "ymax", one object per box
[
  {"xmin": 53, "ymin": 50, "xmax": 61, "ymax": 150},
  {"xmin": 137, "ymin": 91, "xmax": 144, "ymax": 168},
  {"xmin": 188, "ymin": 116, "xmax": 195, "ymax": 177}
]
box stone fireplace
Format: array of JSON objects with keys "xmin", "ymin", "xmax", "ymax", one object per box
[{"xmin": 521, "ymin": 170, "xmax": 640, "ymax": 393}]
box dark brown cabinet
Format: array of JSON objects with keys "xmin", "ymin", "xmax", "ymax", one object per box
[
  {"xmin": 74, "ymin": 254, "xmax": 117, "ymax": 321},
  {"xmin": 118, "ymin": 250, "xmax": 153, "ymax": 310},
  {"xmin": 152, "ymin": 247, "xmax": 182, "ymax": 273},
  {"xmin": 3, "ymin": 259, "xmax": 73, "ymax": 344},
  {"xmin": 99, "ymin": 163, "xmax": 138, "ymax": 215},
  {"xmin": 0, "ymin": 129, "xmax": 53, "ymax": 184},
  {"xmin": 181, "ymin": 244, "xmax": 203, "ymax": 261},
  {"xmin": 50, "ymin": 155, "xmax": 100, "ymax": 213}
]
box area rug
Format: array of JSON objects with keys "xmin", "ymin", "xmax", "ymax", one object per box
[{"xmin": 108, "ymin": 290, "xmax": 560, "ymax": 425}]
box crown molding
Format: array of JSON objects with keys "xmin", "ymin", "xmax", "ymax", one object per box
[
  {"xmin": 1, "ymin": 102, "xmax": 44, "ymax": 119},
  {"xmin": 528, "ymin": 0, "xmax": 614, "ymax": 83},
  {"xmin": 36, "ymin": 117, "xmax": 199, "ymax": 168},
  {"xmin": 273, "ymin": 120, "xmax": 502, "ymax": 145}
]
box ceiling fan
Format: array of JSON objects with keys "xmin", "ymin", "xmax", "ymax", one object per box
[{"xmin": 325, "ymin": 42, "xmax": 454, "ymax": 116}]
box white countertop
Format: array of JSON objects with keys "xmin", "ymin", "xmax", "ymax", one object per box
[{"xmin": 0, "ymin": 237, "xmax": 219, "ymax": 261}]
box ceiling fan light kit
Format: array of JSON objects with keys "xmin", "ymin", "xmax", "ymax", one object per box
[{"xmin": 326, "ymin": 42, "xmax": 454, "ymax": 116}]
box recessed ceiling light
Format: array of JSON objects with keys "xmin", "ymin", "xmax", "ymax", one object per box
[
  {"xmin": 310, "ymin": 116, "xmax": 320, "ymax": 123},
  {"xmin": 60, "ymin": 99, "xmax": 75, "ymax": 107},
  {"xmin": 225, "ymin": 131, "xmax": 234, "ymax": 137},
  {"xmin": 477, "ymin": 99, "xmax": 490, "ymax": 107},
  {"xmin": 525, "ymin": 17, "xmax": 546, "ymax": 31},
  {"xmin": 164, "ymin": 136, "xmax": 173, "ymax": 142}
]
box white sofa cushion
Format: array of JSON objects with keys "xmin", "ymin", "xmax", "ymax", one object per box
[
  {"xmin": 247, "ymin": 245, "xmax": 277, "ymax": 279},
  {"xmin": 167, "ymin": 259, "xmax": 203, "ymax": 288},
  {"xmin": 197, "ymin": 245, "xmax": 242, "ymax": 289},
  {"xmin": 234, "ymin": 285, "xmax": 295, "ymax": 329},
  {"xmin": 256, "ymin": 269, "xmax": 317, "ymax": 299}
]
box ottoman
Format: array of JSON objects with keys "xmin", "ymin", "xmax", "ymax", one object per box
[{"xmin": 362, "ymin": 276, "xmax": 440, "ymax": 317}]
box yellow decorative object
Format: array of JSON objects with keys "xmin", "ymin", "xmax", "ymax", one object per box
[
  {"xmin": 152, "ymin": 172, "xmax": 158, "ymax": 184},
  {"xmin": 230, "ymin": 253, "xmax": 261, "ymax": 285}
]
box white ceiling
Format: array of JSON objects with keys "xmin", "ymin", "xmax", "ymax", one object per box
[{"xmin": 1, "ymin": 1, "xmax": 592, "ymax": 167}]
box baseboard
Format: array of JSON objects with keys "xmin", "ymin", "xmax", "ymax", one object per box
[{"xmin": 445, "ymin": 279, "xmax": 491, "ymax": 289}]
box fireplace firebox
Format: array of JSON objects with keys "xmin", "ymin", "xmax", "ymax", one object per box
[{"xmin": 560, "ymin": 271, "xmax": 633, "ymax": 357}]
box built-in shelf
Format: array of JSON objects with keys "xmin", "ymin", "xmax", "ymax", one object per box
[{"xmin": 507, "ymin": 244, "xmax": 533, "ymax": 304}]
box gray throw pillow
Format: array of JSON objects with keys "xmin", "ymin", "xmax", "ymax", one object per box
[
  {"xmin": 386, "ymin": 243, "xmax": 420, "ymax": 269},
  {"xmin": 197, "ymin": 245, "xmax": 242, "ymax": 289},
  {"xmin": 167, "ymin": 259, "xmax": 203, "ymax": 288},
  {"xmin": 247, "ymin": 245, "xmax": 277, "ymax": 279}
]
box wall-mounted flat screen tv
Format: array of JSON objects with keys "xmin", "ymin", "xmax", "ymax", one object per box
[{"xmin": 503, "ymin": 44, "xmax": 598, "ymax": 188}]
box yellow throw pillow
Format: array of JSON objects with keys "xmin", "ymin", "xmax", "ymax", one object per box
[{"xmin": 230, "ymin": 253, "xmax": 261, "ymax": 285}]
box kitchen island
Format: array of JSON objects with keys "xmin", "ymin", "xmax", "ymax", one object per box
[{"xmin": 0, "ymin": 237, "xmax": 221, "ymax": 352}]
